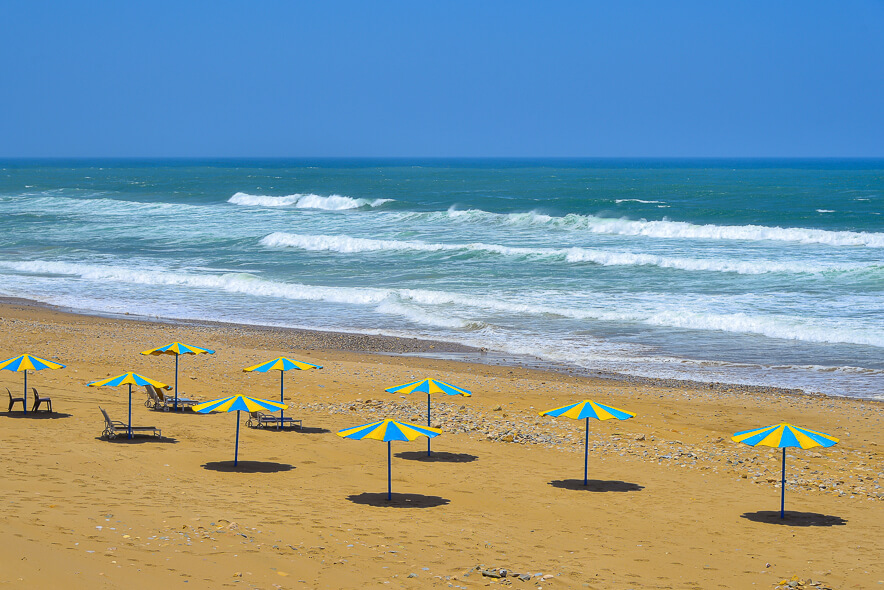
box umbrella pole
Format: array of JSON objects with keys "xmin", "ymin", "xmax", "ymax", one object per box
[
  {"xmin": 174, "ymin": 355, "xmax": 179, "ymax": 411},
  {"xmin": 427, "ymin": 393, "xmax": 432, "ymax": 457},
  {"xmin": 23, "ymin": 370, "xmax": 28, "ymax": 415},
  {"xmin": 388, "ymin": 440, "xmax": 392, "ymax": 501},
  {"xmin": 279, "ymin": 370, "xmax": 284, "ymax": 430},
  {"xmin": 584, "ymin": 417, "xmax": 589, "ymax": 486},
  {"xmin": 781, "ymin": 447, "xmax": 786, "ymax": 519},
  {"xmin": 235, "ymin": 410, "xmax": 241, "ymax": 466},
  {"xmin": 128, "ymin": 383, "xmax": 133, "ymax": 439}
]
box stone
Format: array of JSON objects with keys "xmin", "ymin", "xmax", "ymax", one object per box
[
  {"xmin": 482, "ymin": 570, "xmax": 503, "ymax": 578},
  {"xmin": 407, "ymin": 573, "xmax": 418, "ymax": 578},
  {"xmin": 519, "ymin": 574, "xmax": 532, "ymax": 581}
]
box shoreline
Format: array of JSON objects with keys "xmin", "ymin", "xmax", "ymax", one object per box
[{"xmin": 0, "ymin": 296, "xmax": 838, "ymax": 403}]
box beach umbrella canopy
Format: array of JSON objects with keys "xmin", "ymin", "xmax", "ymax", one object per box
[
  {"xmin": 0, "ymin": 354, "xmax": 66, "ymax": 415},
  {"xmin": 243, "ymin": 357, "xmax": 322, "ymax": 428},
  {"xmin": 732, "ymin": 423, "xmax": 839, "ymax": 519},
  {"xmin": 87, "ymin": 373, "xmax": 167, "ymax": 439},
  {"xmin": 384, "ymin": 378, "xmax": 471, "ymax": 457},
  {"xmin": 141, "ymin": 342, "xmax": 215, "ymax": 411},
  {"xmin": 337, "ymin": 419, "xmax": 442, "ymax": 500},
  {"xmin": 193, "ymin": 395, "xmax": 287, "ymax": 465},
  {"xmin": 540, "ymin": 399, "xmax": 636, "ymax": 486}
]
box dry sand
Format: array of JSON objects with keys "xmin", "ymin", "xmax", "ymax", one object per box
[{"xmin": 0, "ymin": 301, "xmax": 881, "ymax": 590}]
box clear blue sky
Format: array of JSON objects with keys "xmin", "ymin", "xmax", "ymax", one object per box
[{"xmin": 1, "ymin": 1, "xmax": 882, "ymax": 158}]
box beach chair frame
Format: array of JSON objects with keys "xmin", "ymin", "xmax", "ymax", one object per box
[
  {"xmin": 99, "ymin": 407, "xmax": 162, "ymax": 439},
  {"xmin": 247, "ymin": 411, "xmax": 302, "ymax": 429}
]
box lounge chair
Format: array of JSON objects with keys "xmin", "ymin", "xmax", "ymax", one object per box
[
  {"xmin": 153, "ymin": 384, "xmax": 201, "ymax": 410},
  {"xmin": 144, "ymin": 384, "xmax": 163, "ymax": 409},
  {"xmin": 144, "ymin": 384, "xmax": 175, "ymax": 410},
  {"xmin": 247, "ymin": 411, "xmax": 301, "ymax": 429},
  {"xmin": 7, "ymin": 388, "xmax": 25, "ymax": 412},
  {"xmin": 31, "ymin": 387, "xmax": 52, "ymax": 413},
  {"xmin": 99, "ymin": 407, "xmax": 161, "ymax": 439}
]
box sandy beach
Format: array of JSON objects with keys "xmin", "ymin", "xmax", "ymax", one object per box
[{"xmin": 0, "ymin": 300, "xmax": 881, "ymax": 590}]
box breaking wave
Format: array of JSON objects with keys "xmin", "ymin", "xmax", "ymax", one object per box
[
  {"xmin": 259, "ymin": 232, "xmax": 879, "ymax": 275},
  {"xmin": 3, "ymin": 258, "xmax": 879, "ymax": 347},
  {"xmin": 228, "ymin": 192, "xmax": 392, "ymax": 210},
  {"xmin": 392, "ymin": 208, "xmax": 884, "ymax": 247}
]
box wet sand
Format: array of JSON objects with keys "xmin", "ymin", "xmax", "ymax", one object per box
[{"xmin": 0, "ymin": 301, "xmax": 881, "ymax": 589}]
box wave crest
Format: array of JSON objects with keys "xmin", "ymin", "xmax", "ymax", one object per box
[
  {"xmin": 228, "ymin": 192, "xmax": 393, "ymax": 210},
  {"xmin": 259, "ymin": 232, "xmax": 879, "ymax": 275},
  {"xmin": 398, "ymin": 208, "xmax": 884, "ymax": 247},
  {"xmin": 1, "ymin": 259, "xmax": 880, "ymax": 347}
]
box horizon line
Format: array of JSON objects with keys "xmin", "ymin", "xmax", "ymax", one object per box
[{"xmin": 2, "ymin": 155, "xmax": 883, "ymax": 161}]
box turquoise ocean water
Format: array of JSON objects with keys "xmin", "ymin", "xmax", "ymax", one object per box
[{"xmin": 0, "ymin": 159, "xmax": 881, "ymax": 399}]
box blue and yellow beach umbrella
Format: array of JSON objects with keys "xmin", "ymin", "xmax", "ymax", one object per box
[
  {"xmin": 0, "ymin": 354, "xmax": 66, "ymax": 414},
  {"xmin": 141, "ymin": 342, "xmax": 215, "ymax": 411},
  {"xmin": 733, "ymin": 423, "xmax": 839, "ymax": 519},
  {"xmin": 540, "ymin": 400, "xmax": 636, "ymax": 486},
  {"xmin": 338, "ymin": 419, "xmax": 442, "ymax": 500},
  {"xmin": 244, "ymin": 357, "xmax": 322, "ymax": 427},
  {"xmin": 385, "ymin": 378, "xmax": 471, "ymax": 456},
  {"xmin": 87, "ymin": 373, "xmax": 168, "ymax": 439},
  {"xmin": 193, "ymin": 395, "xmax": 287, "ymax": 466}
]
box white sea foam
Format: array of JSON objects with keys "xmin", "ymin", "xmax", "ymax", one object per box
[
  {"xmin": 2, "ymin": 259, "xmax": 881, "ymax": 347},
  {"xmin": 816, "ymin": 209, "xmax": 835, "ymax": 213},
  {"xmin": 228, "ymin": 192, "xmax": 392, "ymax": 210},
  {"xmin": 0, "ymin": 259, "xmax": 394, "ymax": 305},
  {"xmin": 260, "ymin": 232, "xmax": 454, "ymax": 254},
  {"xmin": 615, "ymin": 199, "xmax": 664, "ymax": 204},
  {"xmin": 374, "ymin": 300, "xmax": 482, "ymax": 330},
  {"xmin": 395, "ymin": 288, "xmax": 884, "ymax": 347},
  {"xmin": 9, "ymin": 195, "xmax": 190, "ymax": 215},
  {"xmin": 259, "ymin": 232, "xmax": 878, "ymax": 275},
  {"xmin": 401, "ymin": 208, "xmax": 884, "ymax": 247}
]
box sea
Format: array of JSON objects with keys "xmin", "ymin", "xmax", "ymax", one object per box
[{"xmin": 0, "ymin": 159, "xmax": 881, "ymax": 400}]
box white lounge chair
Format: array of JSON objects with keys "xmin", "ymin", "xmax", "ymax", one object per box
[
  {"xmin": 99, "ymin": 407, "xmax": 161, "ymax": 439},
  {"xmin": 144, "ymin": 385, "xmax": 165, "ymax": 409},
  {"xmin": 247, "ymin": 411, "xmax": 301, "ymax": 429},
  {"xmin": 147, "ymin": 384, "xmax": 201, "ymax": 411}
]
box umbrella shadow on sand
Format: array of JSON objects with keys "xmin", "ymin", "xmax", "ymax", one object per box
[
  {"xmin": 251, "ymin": 425, "xmax": 330, "ymax": 434},
  {"xmin": 3, "ymin": 411, "xmax": 73, "ymax": 420},
  {"xmin": 202, "ymin": 460, "xmax": 295, "ymax": 473},
  {"xmin": 95, "ymin": 435, "xmax": 179, "ymax": 444},
  {"xmin": 248, "ymin": 425, "xmax": 330, "ymax": 434},
  {"xmin": 549, "ymin": 479, "xmax": 644, "ymax": 492},
  {"xmin": 396, "ymin": 451, "xmax": 479, "ymax": 463},
  {"xmin": 395, "ymin": 451, "xmax": 478, "ymax": 463},
  {"xmin": 346, "ymin": 492, "xmax": 451, "ymax": 508},
  {"xmin": 296, "ymin": 426, "xmax": 332, "ymax": 434},
  {"xmin": 741, "ymin": 511, "xmax": 847, "ymax": 527}
]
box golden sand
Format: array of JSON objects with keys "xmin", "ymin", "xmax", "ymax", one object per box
[{"xmin": 0, "ymin": 302, "xmax": 881, "ymax": 589}]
